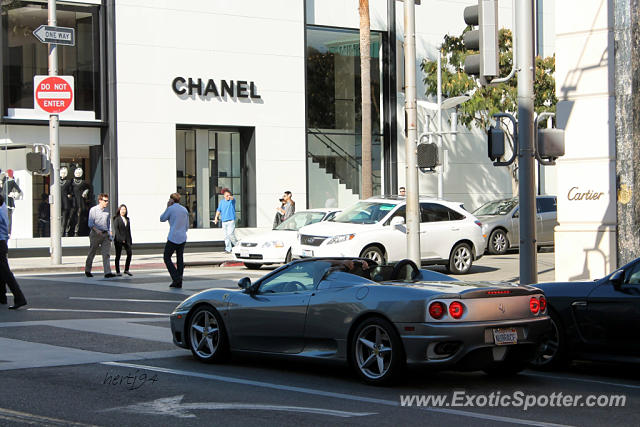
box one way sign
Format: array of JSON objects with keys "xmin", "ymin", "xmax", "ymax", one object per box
[{"xmin": 32, "ymin": 25, "xmax": 75, "ymax": 46}]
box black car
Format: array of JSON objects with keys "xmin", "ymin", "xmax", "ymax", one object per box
[{"xmin": 531, "ymin": 257, "xmax": 640, "ymax": 369}]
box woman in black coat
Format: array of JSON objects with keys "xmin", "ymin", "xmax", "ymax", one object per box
[{"xmin": 113, "ymin": 204, "xmax": 133, "ymax": 276}]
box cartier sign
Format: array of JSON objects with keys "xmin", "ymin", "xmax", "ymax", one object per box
[
  {"xmin": 172, "ymin": 77, "xmax": 261, "ymax": 100},
  {"xmin": 567, "ymin": 187, "xmax": 605, "ymax": 201}
]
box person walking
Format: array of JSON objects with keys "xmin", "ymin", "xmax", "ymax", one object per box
[
  {"xmin": 85, "ymin": 193, "xmax": 115, "ymax": 278},
  {"xmin": 277, "ymin": 191, "xmax": 295, "ymax": 221},
  {"xmin": 113, "ymin": 204, "xmax": 133, "ymax": 276},
  {"xmin": 160, "ymin": 193, "xmax": 189, "ymax": 288},
  {"xmin": 0, "ymin": 195, "xmax": 27, "ymax": 309},
  {"xmin": 213, "ymin": 189, "xmax": 238, "ymax": 253}
]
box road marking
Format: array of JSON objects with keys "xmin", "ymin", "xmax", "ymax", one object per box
[
  {"xmin": 102, "ymin": 362, "xmax": 572, "ymax": 427},
  {"xmin": 0, "ymin": 407, "xmax": 98, "ymax": 426},
  {"xmin": 523, "ymin": 372, "xmax": 640, "ymax": 390},
  {"xmin": 27, "ymin": 308, "xmax": 169, "ymax": 316},
  {"xmin": 69, "ymin": 297, "xmax": 183, "ymax": 303},
  {"xmin": 104, "ymin": 395, "xmax": 375, "ymax": 418}
]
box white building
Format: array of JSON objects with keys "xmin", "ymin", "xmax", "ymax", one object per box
[{"xmin": 2, "ymin": 0, "xmax": 559, "ymax": 253}]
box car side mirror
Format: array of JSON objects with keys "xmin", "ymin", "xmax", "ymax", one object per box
[
  {"xmin": 390, "ymin": 216, "xmax": 405, "ymax": 227},
  {"xmin": 238, "ymin": 277, "xmax": 251, "ymax": 290},
  {"xmin": 610, "ymin": 270, "xmax": 624, "ymax": 289}
]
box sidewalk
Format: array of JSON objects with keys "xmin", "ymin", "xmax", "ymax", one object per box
[{"xmin": 9, "ymin": 251, "xmax": 238, "ymax": 274}]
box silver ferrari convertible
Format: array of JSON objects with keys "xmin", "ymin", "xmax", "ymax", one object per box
[{"xmin": 170, "ymin": 258, "xmax": 550, "ymax": 384}]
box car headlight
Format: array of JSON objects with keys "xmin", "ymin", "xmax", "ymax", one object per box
[
  {"xmin": 262, "ymin": 241, "xmax": 284, "ymax": 248},
  {"xmin": 326, "ymin": 234, "xmax": 355, "ymax": 245}
]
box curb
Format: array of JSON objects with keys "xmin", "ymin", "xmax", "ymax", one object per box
[{"xmin": 12, "ymin": 259, "xmax": 231, "ymax": 274}]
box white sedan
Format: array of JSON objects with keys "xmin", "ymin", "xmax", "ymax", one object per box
[
  {"xmin": 292, "ymin": 197, "xmax": 487, "ymax": 274},
  {"xmin": 233, "ymin": 208, "xmax": 340, "ymax": 269}
]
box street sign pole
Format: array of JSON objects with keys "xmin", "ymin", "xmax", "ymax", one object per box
[
  {"xmin": 403, "ymin": 0, "xmax": 420, "ymax": 266},
  {"xmin": 48, "ymin": 0, "xmax": 62, "ymax": 265},
  {"xmin": 516, "ymin": 0, "xmax": 537, "ymax": 284}
]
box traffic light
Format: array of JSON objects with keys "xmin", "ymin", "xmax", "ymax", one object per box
[
  {"xmin": 487, "ymin": 125, "xmax": 505, "ymax": 161},
  {"xmin": 463, "ymin": 0, "xmax": 499, "ymax": 85},
  {"xmin": 417, "ymin": 142, "xmax": 438, "ymax": 170},
  {"xmin": 26, "ymin": 152, "xmax": 49, "ymax": 175}
]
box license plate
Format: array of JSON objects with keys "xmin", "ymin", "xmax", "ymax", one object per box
[
  {"xmin": 302, "ymin": 249, "xmax": 314, "ymax": 257},
  {"xmin": 492, "ymin": 328, "xmax": 518, "ymax": 345},
  {"xmin": 240, "ymin": 250, "xmax": 249, "ymax": 258}
]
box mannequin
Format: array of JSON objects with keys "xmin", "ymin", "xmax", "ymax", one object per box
[
  {"xmin": 71, "ymin": 167, "xmax": 93, "ymax": 236},
  {"xmin": 2, "ymin": 169, "xmax": 22, "ymax": 234},
  {"xmin": 60, "ymin": 166, "xmax": 75, "ymax": 236}
]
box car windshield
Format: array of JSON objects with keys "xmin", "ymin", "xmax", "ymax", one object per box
[
  {"xmin": 473, "ymin": 199, "xmax": 518, "ymax": 216},
  {"xmin": 275, "ymin": 211, "xmax": 327, "ymax": 231},
  {"xmin": 332, "ymin": 202, "xmax": 398, "ymax": 224}
]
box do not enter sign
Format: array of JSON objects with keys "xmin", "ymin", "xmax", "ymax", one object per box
[{"xmin": 34, "ymin": 75, "xmax": 75, "ymax": 114}]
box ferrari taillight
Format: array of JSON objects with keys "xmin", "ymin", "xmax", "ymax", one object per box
[
  {"xmin": 539, "ymin": 295, "xmax": 547, "ymax": 312},
  {"xmin": 530, "ymin": 297, "xmax": 540, "ymax": 314},
  {"xmin": 449, "ymin": 301, "xmax": 464, "ymax": 319},
  {"xmin": 429, "ymin": 302, "xmax": 445, "ymax": 319}
]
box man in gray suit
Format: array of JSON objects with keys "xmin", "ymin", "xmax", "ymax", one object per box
[{"xmin": 84, "ymin": 193, "xmax": 115, "ymax": 278}]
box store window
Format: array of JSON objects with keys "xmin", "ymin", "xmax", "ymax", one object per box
[
  {"xmin": 1, "ymin": 0, "xmax": 101, "ymax": 118},
  {"xmin": 306, "ymin": 26, "xmax": 384, "ymax": 208},
  {"xmin": 176, "ymin": 127, "xmax": 251, "ymax": 228}
]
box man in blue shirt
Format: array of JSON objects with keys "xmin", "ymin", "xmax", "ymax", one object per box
[
  {"xmin": 0, "ymin": 194, "xmax": 27, "ymax": 309},
  {"xmin": 213, "ymin": 189, "xmax": 238, "ymax": 253},
  {"xmin": 160, "ymin": 192, "xmax": 189, "ymax": 288},
  {"xmin": 85, "ymin": 193, "xmax": 115, "ymax": 278}
]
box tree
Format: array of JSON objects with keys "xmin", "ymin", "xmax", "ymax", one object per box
[
  {"xmin": 422, "ymin": 29, "xmax": 557, "ymax": 129},
  {"xmin": 421, "ymin": 28, "xmax": 557, "ymax": 191},
  {"xmin": 359, "ymin": 0, "xmax": 372, "ymax": 199}
]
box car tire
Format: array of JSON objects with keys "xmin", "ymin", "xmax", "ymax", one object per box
[
  {"xmin": 529, "ymin": 310, "xmax": 568, "ymax": 370},
  {"xmin": 284, "ymin": 249, "xmax": 292, "ymax": 264},
  {"xmin": 483, "ymin": 360, "xmax": 527, "ymax": 377},
  {"xmin": 244, "ymin": 263, "xmax": 263, "ymax": 270},
  {"xmin": 187, "ymin": 305, "xmax": 229, "ymax": 363},
  {"xmin": 447, "ymin": 242, "xmax": 473, "ymax": 274},
  {"xmin": 360, "ymin": 246, "xmax": 385, "ymax": 265},
  {"xmin": 488, "ymin": 229, "xmax": 509, "ymax": 255},
  {"xmin": 349, "ymin": 317, "xmax": 404, "ymax": 385}
]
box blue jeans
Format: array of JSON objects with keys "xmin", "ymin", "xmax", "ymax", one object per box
[{"xmin": 222, "ymin": 220, "xmax": 238, "ymax": 252}]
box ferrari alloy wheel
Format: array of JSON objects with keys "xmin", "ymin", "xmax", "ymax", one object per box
[
  {"xmin": 488, "ymin": 229, "xmax": 509, "ymax": 255},
  {"xmin": 448, "ymin": 243, "xmax": 473, "ymax": 274},
  {"xmin": 360, "ymin": 246, "xmax": 385, "ymax": 265},
  {"xmin": 188, "ymin": 306, "xmax": 227, "ymax": 363},
  {"xmin": 351, "ymin": 318, "xmax": 403, "ymax": 385},
  {"xmin": 529, "ymin": 311, "xmax": 567, "ymax": 370}
]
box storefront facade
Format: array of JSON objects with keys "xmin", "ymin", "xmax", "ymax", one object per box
[{"xmin": 3, "ymin": 0, "xmax": 562, "ymax": 250}]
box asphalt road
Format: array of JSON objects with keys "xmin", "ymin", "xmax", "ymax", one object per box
[{"xmin": 0, "ymin": 261, "xmax": 638, "ymax": 427}]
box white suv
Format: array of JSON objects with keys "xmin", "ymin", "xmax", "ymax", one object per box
[{"xmin": 292, "ymin": 196, "xmax": 486, "ymax": 274}]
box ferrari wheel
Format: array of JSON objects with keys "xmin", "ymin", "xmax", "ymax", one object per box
[
  {"xmin": 529, "ymin": 310, "xmax": 567, "ymax": 370},
  {"xmin": 447, "ymin": 243, "xmax": 473, "ymax": 274},
  {"xmin": 350, "ymin": 318, "xmax": 403, "ymax": 385},
  {"xmin": 488, "ymin": 229, "xmax": 509, "ymax": 255},
  {"xmin": 188, "ymin": 305, "xmax": 228, "ymax": 363}
]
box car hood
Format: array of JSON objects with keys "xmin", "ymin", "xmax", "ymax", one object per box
[
  {"xmin": 475, "ymin": 214, "xmax": 508, "ymax": 224},
  {"xmin": 239, "ymin": 230, "xmax": 296, "ymax": 245},
  {"xmin": 299, "ymin": 221, "xmax": 380, "ymax": 237}
]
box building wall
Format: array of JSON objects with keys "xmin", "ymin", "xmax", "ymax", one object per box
[
  {"xmin": 115, "ymin": 0, "xmax": 306, "ymax": 243},
  {"xmin": 554, "ymin": 0, "xmax": 616, "ymax": 280}
]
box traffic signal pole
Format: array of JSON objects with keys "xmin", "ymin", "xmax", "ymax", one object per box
[
  {"xmin": 515, "ymin": 0, "xmax": 537, "ymax": 284},
  {"xmin": 403, "ymin": 0, "xmax": 421, "ymax": 266},
  {"xmin": 48, "ymin": 0, "xmax": 62, "ymax": 265}
]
